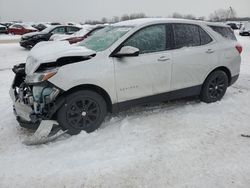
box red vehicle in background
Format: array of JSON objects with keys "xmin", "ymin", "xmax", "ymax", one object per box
[{"xmin": 8, "ymin": 24, "xmax": 37, "ymax": 35}]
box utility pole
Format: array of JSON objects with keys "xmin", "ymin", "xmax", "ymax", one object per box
[{"xmin": 227, "ymin": 6, "xmax": 236, "ymax": 21}]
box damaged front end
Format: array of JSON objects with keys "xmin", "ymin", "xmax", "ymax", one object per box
[
  {"xmin": 10, "ymin": 63, "xmax": 63, "ymax": 126},
  {"xmin": 10, "ymin": 63, "xmax": 67, "ymax": 145},
  {"xmin": 10, "ymin": 42, "xmax": 97, "ymax": 144}
]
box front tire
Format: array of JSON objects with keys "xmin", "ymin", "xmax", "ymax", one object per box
[
  {"xmin": 200, "ymin": 70, "xmax": 228, "ymax": 103},
  {"xmin": 57, "ymin": 90, "xmax": 107, "ymax": 135}
]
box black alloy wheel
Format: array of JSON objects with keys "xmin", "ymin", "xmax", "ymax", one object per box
[
  {"xmin": 57, "ymin": 90, "xmax": 107, "ymax": 135},
  {"xmin": 201, "ymin": 70, "xmax": 228, "ymax": 103}
]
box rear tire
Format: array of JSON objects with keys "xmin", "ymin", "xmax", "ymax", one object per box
[
  {"xmin": 57, "ymin": 90, "xmax": 107, "ymax": 135},
  {"xmin": 200, "ymin": 70, "xmax": 228, "ymax": 103}
]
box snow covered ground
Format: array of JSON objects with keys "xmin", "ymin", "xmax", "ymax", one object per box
[
  {"xmin": 0, "ymin": 33, "xmax": 250, "ymax": 188},
  {"xmin": 0, "ymin": 34, "xmax": 21, "ymax": 41}
]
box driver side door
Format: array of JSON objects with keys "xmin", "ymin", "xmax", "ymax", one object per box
[{"xmin": 113, "ymin": 24, "xmax": 173, "ymax": 104}]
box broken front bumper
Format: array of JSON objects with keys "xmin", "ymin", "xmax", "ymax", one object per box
[
  {"xmin": 10, "ymin": 88, "xmax": 33, "ymax": 121},
  {"xmin": 10, "ymin": 64, "xmax": 64, "ymax": 127}
]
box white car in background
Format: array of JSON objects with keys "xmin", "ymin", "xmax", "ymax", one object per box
[
  {"xmin": 50, "ymin": 25, "xmax": 102, "ymax": 41},
  {"xmin": 50, "ymin": 25, "xmax": 105, "ymax": 44},
  {"xmin": 240, "ymin": 22, "xmax": 250, "ymax": 36},
  {"xmin": 10, "ymin": 18, "xmax": 242, "ymax": 139}
]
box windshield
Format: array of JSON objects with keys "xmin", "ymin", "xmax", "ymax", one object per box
[{"xmin": 79, "ymin": 26, "xmax": 133, "ymax": 52}]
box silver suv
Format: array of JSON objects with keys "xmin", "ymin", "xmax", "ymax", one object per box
[{"xmin": 10, "ymin": 18, "xmax": 242, "ymax": 138}]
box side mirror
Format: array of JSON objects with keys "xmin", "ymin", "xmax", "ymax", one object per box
[{"xmin": 114, "ymin": 46, "xmax": 139, "ymax": 58}]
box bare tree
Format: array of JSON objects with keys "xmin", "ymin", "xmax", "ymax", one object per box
[
  {"xmin": 121, "ymin": 14, "xmax": 130, "ymax": 21},
  {"xmin": 110, "ymin": 16, "xmax": 120, "ymax": 23},
  {"xmin": 183, "ymin": 14, "xmax": 196, "ymax": 20},
  {"xmin": 129, "ymin": 13, "xmax": 146, "ymax": 20},
  {"xmin": 209, "ymin": 8, "xmax": 237, "ymax": 21},
  {"xmin": 85, "ymin": 12, "xmax": 147, "ymax": 24},
  {"xmin": 197, "ymin": 16, "xmax": 206, "ymax": 21},
  {"xmin": 172, "ymin": 12, "xmax": 183, "ymax": 18},
  {"xmin": 101, "ymin": 17, "xmax": 108, "ymax": 23}
]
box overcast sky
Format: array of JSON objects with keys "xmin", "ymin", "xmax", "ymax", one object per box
[{"xmin": 0, "ymin": 0, "xmax": 249, "ymax": 22}]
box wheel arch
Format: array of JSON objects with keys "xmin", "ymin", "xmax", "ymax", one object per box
[
  {"xmin": 62, "ymin": 84, "xmax": 113, "ymax": 113},
  {"xmin": 204, "ymin": 66, "xmax": 232, "ymax": 85}
]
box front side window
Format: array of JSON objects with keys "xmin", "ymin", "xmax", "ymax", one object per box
[
  {"xmin": 173, "ymin": 24, "xmax": 200, "ymax": 49},
  {"xmin": 80, "ymin": 26, "xmax": 133, "ymax": 52},
  {"xmin": 123, "ymin": 25, "xmax": 166, "ymax": 54}
]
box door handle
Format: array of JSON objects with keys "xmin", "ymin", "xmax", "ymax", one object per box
[
  {"xmin": 206, "ymin": 49, "xmax": 214, "ymax": 54},
  {"xmin": 157, "ymin": 56, "xmax": 170, "ymax": 62}
]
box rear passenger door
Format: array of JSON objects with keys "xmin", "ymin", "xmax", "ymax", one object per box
[{"xmin": 171, "ymin": 23, "xmax": 218, "ymax": 90}]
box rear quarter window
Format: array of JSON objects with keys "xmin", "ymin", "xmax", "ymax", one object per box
[
  {"xmin": 199, "ymin": 28, "xmax": 213, "ymax": 45},
  {"xmin": 173, "ymin": 24, "xmax": 212, "ymax": 49},
  {"xmin": 209, "ymin": 25, "xmax": 237, "ymax": 41}
]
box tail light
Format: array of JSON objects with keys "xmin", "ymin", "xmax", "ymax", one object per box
[{"xmin": 236, "ymin": 45, "xmax": 243, "ymax": 54}]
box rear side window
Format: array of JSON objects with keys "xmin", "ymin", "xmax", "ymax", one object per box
[
  {"xmin": 209, "ymin": 26, "xmax": 237, "ymax": 41},
  {"xmin": 124, "ymin": 24, "xmax": 166, "ymax": 54},
  {"xmin": 67, "ymin": 27, "xmax": 80, "ymax": 33},
  {"xmin": 51, "ymin": 27, "xmax": 65, "ymax": 34},
  {"xmin": 173, "ymin": 24, "xmax": 200, "ymax": 48}
]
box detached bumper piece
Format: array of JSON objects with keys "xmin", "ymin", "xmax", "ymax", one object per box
[{"xmin": 23, "ymin": 120, "xmax": 67, "ymax": 146}]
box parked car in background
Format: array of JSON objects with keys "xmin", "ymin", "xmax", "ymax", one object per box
[
  {"xmin": 51, "ymin": 25, "xmax": 105, "ymax": 44},
  {"xmin": 65, "ymin": 22, "xmax": 83, "ymax": 28},
  {"xmin": 11, "ymin": 18, "xmax": 242, "ymax": 136},
  {"xmin": 50, "ymin": 22, "xmax": 61, "ymax": 25},
  {"xmin": 8, "ymin": 24, "xmax": 37, "ymax": 35},
  {"xmin": 0, "ymin": 24, "xmax": 8, "ymax": 34},
  {"xmin": 237, "ymin": 22, "xmax": 243, "ymax": 29},
  {"xmin": 208, "ymin": 23, "xmax": 237, "ymax": 40},
  {"xmin": 33, "ymin": 23, "xmax": 51, "ymax": 31},
  {"xmin": 20, "ymin": 25, "xmax": 81, "ymax": 49},
  {"xmin": 227, "ymin": 22, "xmax": 238, "ymax": 30},
  {"xmin": 67, "ymin": 26, "xmax": 105, "ymax": 44},
  {"xmin": 0, "ymin": 22, "xmax": 13, "ymax": 28},
  {"xmin": 239, "ymin": 22, "xmax": 250, "ymax": 36}
]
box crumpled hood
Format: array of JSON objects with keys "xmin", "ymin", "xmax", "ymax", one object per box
[{"xmin": 25, "ymin": 41, "xmax": 96, "ymax": 75}]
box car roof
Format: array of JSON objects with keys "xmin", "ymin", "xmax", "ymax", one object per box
[
  {"xmin": 113, "ymin": 18, "xmax": 231, "ymax": 28},
  {"xmin": 114, "ymin": 18, "xmax": 202, "ymax": 26},
  {"xmin": 205, "ymin": 22, "xmax": 231, "ymax": 28}
]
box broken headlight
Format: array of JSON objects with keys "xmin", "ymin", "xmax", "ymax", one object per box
[{"xmin": 25, "ymin": 68, "xmax": 58, "ymax": 84}]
